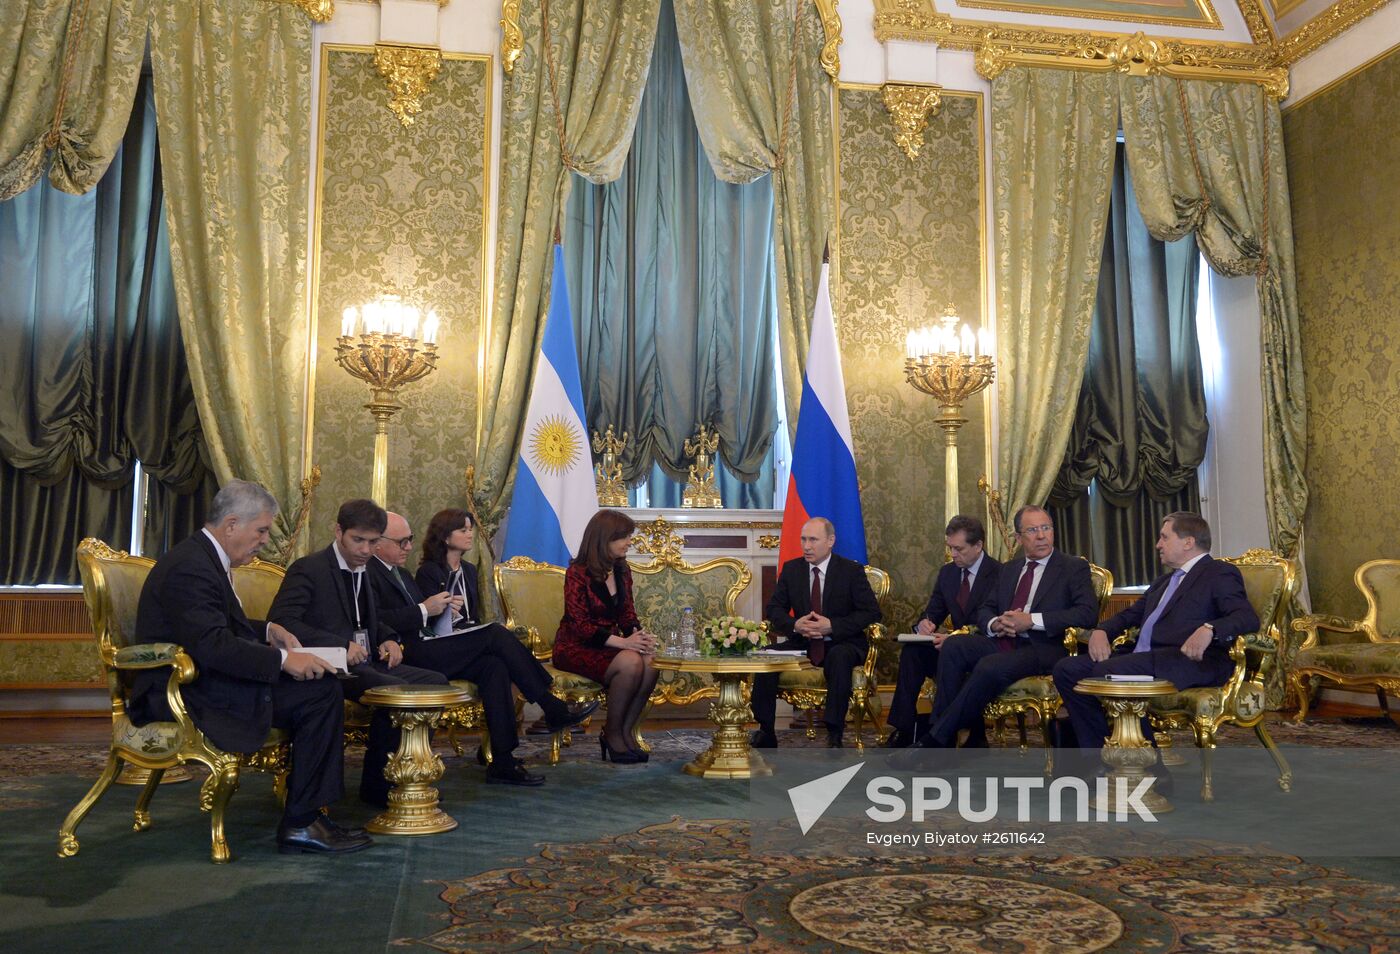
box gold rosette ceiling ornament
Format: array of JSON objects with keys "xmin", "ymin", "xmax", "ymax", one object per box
[
  {"xmin": 905, "ymin": 305, "xmax": 995, "ymax": 527},
  {"xmin": 336, "ymin": 295, "xmax": 443, "ymax": 505}
]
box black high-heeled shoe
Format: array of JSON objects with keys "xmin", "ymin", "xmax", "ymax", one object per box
[{"xmin": 599, "ymin": 736, "xmax": 644, "ymax": 764}]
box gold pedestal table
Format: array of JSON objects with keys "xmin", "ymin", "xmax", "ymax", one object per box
[
  {"xmin": 1074, "ymin": 677, "xmax": 1177, "ymax": 815},
  {"xmin": 361, "ymin": 683, "xmax": 471, "ymax": 835},
  {"xmin": 653, "ymin": 654, "xmax": 806, "ymax": 779}
]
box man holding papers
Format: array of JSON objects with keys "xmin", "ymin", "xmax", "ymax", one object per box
[
  {"xmin": 130, "ymin": 481, "xmax": 369, "ymax": 854},
  {"xmin": 371, "ymin": 508, "xmax": 596, "ymax": 785},
  {"xmin": 884, "ymin": 516, "xmax": 1002, "ymax": 747},
  {"xmin": 270, "ymin": 499, "xmax": 448, "ymax": 808},
  {"xmin": 1052, "ymin": 512, "xmax": 1258, "ymax": 749}
]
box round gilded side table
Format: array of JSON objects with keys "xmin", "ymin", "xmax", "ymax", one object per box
[
  {"xmin": 652, "ymin": 654, "xmax": 806, "ymax": 779},
  {"xmin": 1074, "ymin": 676, "xmax": 1178, "ymax": 815},
  {"xmin": 360, "ymin": 683, "xmax": 471, "ymax": 835}
]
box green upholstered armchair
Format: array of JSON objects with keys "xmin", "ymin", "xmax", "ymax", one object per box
[
  {"xmin": 59, "ymin": 539, "xmax": 291, "ymax": 864},
  {"xmin": 1144, "ymin": 548, "xmax": 1298, "ymax": 801},
  {"xmin": 776, "ymin": 565, "xmax": 891, "ymax": 750},
  {"xmin": 1291, "ymin": 559, "xmax": 1400, "ymax": 722},
  {"xmin": 984, "ymin": 562, "xmax": 1115, "ymax": 759}
]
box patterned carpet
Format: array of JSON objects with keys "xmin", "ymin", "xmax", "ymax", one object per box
[{"xmin": 410, "ymin": 816, "xmax": 1400, "ymax": 953}]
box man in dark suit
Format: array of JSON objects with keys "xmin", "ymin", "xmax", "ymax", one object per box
[
  {"xmin": 884, "ymin": 515, "xmax": 1002, "ymax": 747},
  {"xmin": 1053, "ymin": 511, "xmax": 1258, "ymax": 749},
  {"xmin": 130, "ymin": 480, "xmax": 370, "ymax": 854},
  {"xmin": 915, "ymin": 505, "xmax": 1098, "ymax": 748},
  {"xmin": 367, "ymin": 510, "xmax": 596, "ymax": 785},
  {"xmin": 269, "ymin": 499, "xmax": 448, "ymax": 809},
  {"xmin": 751, "ymin": 517, "xmax": 882, "ymax": 748}
]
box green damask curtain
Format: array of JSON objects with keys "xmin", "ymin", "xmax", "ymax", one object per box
[
  {"xmin": 0, "ymin": 75, "xmax": 213, "ymax": 583},
  {"xmin": 991, "ymin": 67, "xmax": 1118, "ymax": 556},
  {"xmin": 1119, "ymin": 75, "xmax": 1307, "ymax": 557},
  {"xmin": 0, "ymin": 0, "xmax": 147, "ymax": 201},
  {"xmin": 564, "ymin": 0, "xmax": 778, "ymax": 494},
  {"xmin": 672, "ymin": 0, "xmax": 834, "ymax": 430},
  {"xmin": 477, "ymin": 0, "xmax": 661, "ymax": 531},
  {"xmin": 1049, "ymin": 146, "xmax": 1206, "ymax": 586},
  {"xmin": 149, "ymin": 0, "xmax": 311, "ymax": 550}
]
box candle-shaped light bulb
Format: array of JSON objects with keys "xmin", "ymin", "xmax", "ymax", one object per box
[
  {"xmin": 960, "ymin": 324, "xmax": 974, "ymax": 356},
  {"xmin": 978, "ymin": 327, "xmax": 993, "ymax": 357},
  {"xmin": 424, "ymin": 310, "xmax": 440, "ymax": 345},
  {"xmin": 341, "ymin": 307, "xmax": 358, "ymax": 338}
]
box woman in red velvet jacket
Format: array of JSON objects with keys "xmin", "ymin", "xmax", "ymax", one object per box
[{"xmin": 554, "ymin": 509, "xmax": 658, "ymax": 763}]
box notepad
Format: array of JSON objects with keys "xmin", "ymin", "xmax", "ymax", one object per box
[
  {"xmin": 896, "ymin": 633, "xmax": 938, "ymax": 643},
  {"xmin": 422, "ymin": 621, "xmax": 493, "ymax": 640},
  {"xmin": 296, "ymin": 646, "xmax": 348, "ymax": 672},
  {"xmin": 753, "ymin": 649, "xmax": 808, "ymax": 657},
  {"xmin": 1106, "ymin": 674, "xmax": 1155, "ymax": 682}
]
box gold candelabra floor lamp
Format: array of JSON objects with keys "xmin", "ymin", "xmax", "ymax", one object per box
[
  {"xmin": 336, "ymin": 294, "xmax": 441, "ymax": 506},
  {"xmin": 904, "ymin": 305, "xmax": 995, "ymax": 528}
]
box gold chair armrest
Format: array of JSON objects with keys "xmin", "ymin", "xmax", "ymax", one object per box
[
  {"xmin": 517, "ymin": 625, "xmax": 551, "ymax": 660},
  {"xmin": 947, "ymin": 625, "xmax": 973, "ymax": 637},
  {"xmin": 1063, "ymin": 626, "xmax": 1123, "ymax": 655},
  {"xmin": 1291, "ymin": 614, "xmax": 1368, "ymax": 651},
  {"xmin": 113, "ymin": 643, "xmax": 186, "ymax": 670},
  {"xmin": 865, "ymin": 622, "xmax": 888, "ymax": 643}
]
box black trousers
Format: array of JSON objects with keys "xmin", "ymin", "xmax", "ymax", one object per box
[
  {"xmin": 344, "ymin": 661, "xmax": 448, "ymax": 801},
  {"xmin": 751, "ymin": 638, "xmax": 867, "ymax": 734},
  {"xmin": 1052, "ymin": 648, "xmax": 1233, "ymax": 750},
  {"xmin": 887, "ymin": 642, "xmax": 939, "ymax": 734},
  {"xmin": 404, "ymin": 624, "xmax": 555, "ymax": 761},
  {"xmin": 926, "ymin": 634, "xmax": 1066, "ymax": 746},
  {"xmin": 268, "ymin": 673, "xmax": 346, "ymax": 823}
]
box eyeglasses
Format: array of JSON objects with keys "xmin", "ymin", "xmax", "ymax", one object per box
[
  {"xmin": 384, "ymin": 534, "xmax": 414, "ymax": 550},
  {"xmin": 1019, "ymin": 524, "xmax": 1053, "ymax": 535}
]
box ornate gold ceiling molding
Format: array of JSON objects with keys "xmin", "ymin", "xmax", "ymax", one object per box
[
  {"xmin": 814, "ymin": 0, "xmax": 844, "ymax": 80},
  {"xmin": 1275, "ymin": 0, "xmax": 1394, "ymax": 65},
  {"xmin": 373, "ymin": 43, "xmax": 442, "ymax": 127},
  {"xmin": 882, "ymin": 83, "xmax": 943, "ymax": 158},
  {"xmin": 872, "ymin": 0, "xmax": 1287, "ymax": 96},
  {"xmin": 274, "ymin": 0, "xmax": 335, "ymax": 22},
  {"xmin": 501, "ymin": 0, "xmax": 523, "ymax": 74},
  {"xmin": 1235, "ymin": 0, "xmax": 1277, "ymax": 45},
  {"xmin": 954, "ymin": 0, "xmax": 1222, "ymax": 31}
]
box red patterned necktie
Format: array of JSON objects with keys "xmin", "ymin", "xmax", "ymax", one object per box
[
  {"xmin": 956, "ymin": 568, "xmax": 971, "ymax": 614},
  {"xmin": 809, "ymin": 566, "xmax": 825, "ymax": 666}
]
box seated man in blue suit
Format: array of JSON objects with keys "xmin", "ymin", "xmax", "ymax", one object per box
[
  {"xmin": 884, "ymin": 515, "xmax": 1001, "ymax": 747},
  {"xmin": 1053, "ymin": 511, "xmax": 1259, "ymax": 750},
  {"xmin": 914, "ymin": 505, "xmax": 1098, "ymax": 749}
]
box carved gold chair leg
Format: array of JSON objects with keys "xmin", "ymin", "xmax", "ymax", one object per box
[
  {"xmin": 480, "ymin": 732, "xmax": 493, "ymax": 766},
  {"xmin": 57, "ymin": 751, "xmax": 125, "ymax": 858},
  {"xmin": 1193, "ymin": 725, "xmax": 1217, "ymax": 803},
  {"xmin": 1291, "ymin": 672, "xmax": 1316, "ymax": 722},
  {"xmin": 1039, "ymin": 706, "xmax": 1056, "ymax": 777},
  {"xmin": 206, "ymin": 763, "xmax": 241, "ymax": 864},
  {"xmin": 851, "ymin": 692, "xmax": 866, "ymax": 750},
  {"xmin": 1254, "ymin": 721, "xmax": 1292, "ymax": 792},
  {"xmin": 805, "ymin": 708, "xmax": 817, "ymax": 740},
  {"xmin": 632, "ymin": 700, "xmax": 654, "ymax": 753},
  {"xmin": 273, "ymin": 767, "xmax": 288, "ymax": 806},
  {"xmin": 1015, "ymin": 712, "xmax": 1029, "ymax": 752},
  {"xmin": 132, "ymin": 767, "xmax": 164, "ymax": 832},
  {"xmin": 550, "ymin": 730, "xmax": 563, "ymax": 765},
  {"xmin": 446, "ymin": 726, "xmax": 465, "ymax": 757}
]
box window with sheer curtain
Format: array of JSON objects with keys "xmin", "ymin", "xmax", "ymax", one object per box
[
  {"xmin": 1047, "ymin": 144, "xmax": 1208, "ymax": 587},
  {"xmin": 563, "ymin": 0, "xmax": 783, "ymax": 510}
]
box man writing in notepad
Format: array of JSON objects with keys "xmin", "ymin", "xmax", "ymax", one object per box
[{"xmin": 1052, "ymin": 511, "xmax": 1258, "ymax": 750}]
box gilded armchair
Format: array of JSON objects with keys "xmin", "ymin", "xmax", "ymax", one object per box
[
  {"xmin": 1290, "ymin": 559, "xmax": 1400, "ymax": 722},
  {"xmin": 59, "ymin": 539, "xmax": 291, "ymax": 864},
  {"xmin": 494, "ymin": 556, "xmax": 584, "ymax": 764},
  {"xmin": 776, "ymin": 565, "xmax": 890, "ymax": 750},
  {"xmin": 1144, "ymin": 548, "xmax": 1298, "ymax": 800},
  {"xmin": 984, "ymin": 562, "xmax": 1114, "ymax": 754}
]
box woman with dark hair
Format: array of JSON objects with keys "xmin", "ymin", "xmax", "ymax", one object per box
[
  {"xmin": 554, "ymin": 509, "xmax": 658, "ymax": 764},
  {"xmin": 399, "ymin": 508, "xmax": 597, "ymax": 785}
]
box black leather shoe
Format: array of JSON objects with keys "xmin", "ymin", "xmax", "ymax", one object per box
[
  {"xmin": 277, "ymin": 816, "xmax": 373, "ymax": 855},
  {"xmin": 545, "ymin": 699, "xmax": 601, "ymax": 733},
  {"xmin": 750, "ymin": 728, "xmax": 778, "ymax": 749},
  {"xmin": 321, "ymin": 813, "xmax": 367, "ymax": 840},
  {"xmin": 486, "ymin": 761, "xmax": 546, "ymax": 786},
  {"xmin": 883, "ymin": 729, "xmax": 912, "ymax": 748}
]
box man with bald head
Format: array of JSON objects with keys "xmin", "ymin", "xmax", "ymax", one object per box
[
  {"xmin": 366, "ymin": 510, "xmax": 596, "ymax": 785},
  {"xmin": 750, "ymin": 517, "xmax": 882, "ymax": 748}
]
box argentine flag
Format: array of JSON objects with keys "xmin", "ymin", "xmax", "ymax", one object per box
[
  {"xmin": 778, "ymin": 263, "xmax": 868, "ymax": 566},
  {"xmin": 502, "ymin": 246, "xmax": 599, "ymax": 565}
]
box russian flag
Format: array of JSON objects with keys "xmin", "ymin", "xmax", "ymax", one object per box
[
  {"xmin": 502, "ymin": 246, "xmax": 600, "ymax": 566},
  {"xmin": 779, "ymin": 263, "xmax": 868, "ymax": 566}
]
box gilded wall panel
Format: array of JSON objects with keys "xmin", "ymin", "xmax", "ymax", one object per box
[
  {"xmin": 0, "ymin": 641, "xmax": 102, "ymax": 685},
  {"xmin": 1283, "ymin": 47, "xmax": 1400, "ymax": 618},
  {"xmin": 835, "ymin": 88, "xmax": 987, "ymax": 634},
  {"xmin": 310, "ymin": 48, "xmax": 490, "ymax": 544}
]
